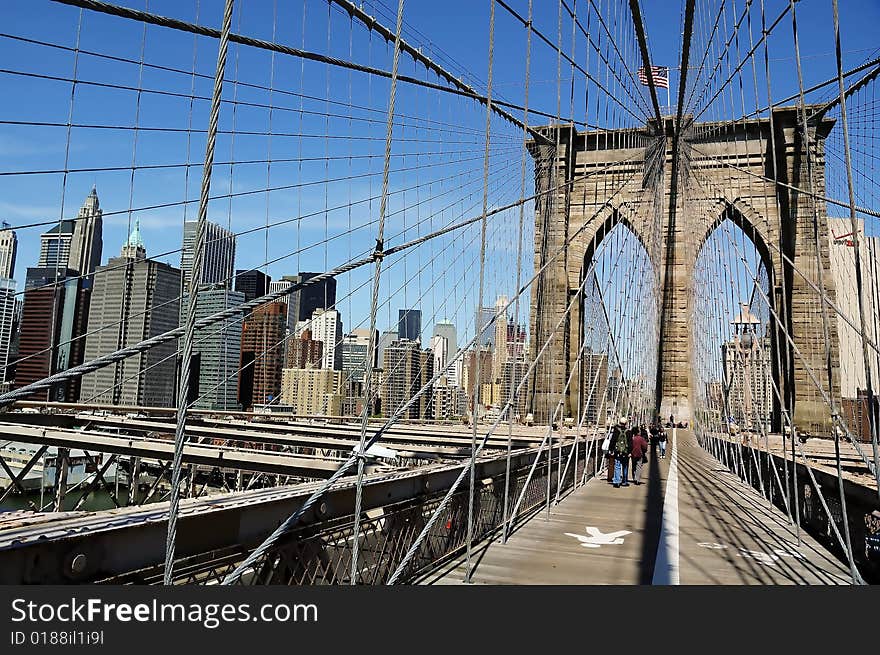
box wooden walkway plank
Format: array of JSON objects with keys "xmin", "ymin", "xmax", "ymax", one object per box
[{"xmin": 422, "ymin": 430, "xmax": 851, "ymax": 585}]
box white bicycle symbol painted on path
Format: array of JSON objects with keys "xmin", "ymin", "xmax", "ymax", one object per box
[{"xmin": 697, "ymin": 542, "xmax": 805, "ymax": 566}]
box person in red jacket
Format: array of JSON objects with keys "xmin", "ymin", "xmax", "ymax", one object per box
[{"xmin": 630, "ymin": 426, "xmax": 649, "ymax": 485}]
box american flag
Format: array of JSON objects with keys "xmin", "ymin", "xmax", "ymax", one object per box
[{"xmin": 638, "ymin": 65, "xmax": 669, "ymax": 89}]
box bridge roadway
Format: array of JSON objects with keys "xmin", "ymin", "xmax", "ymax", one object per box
[{"xmin": 422, "ymin": 430, "xmax": 852, "ymax": 585}]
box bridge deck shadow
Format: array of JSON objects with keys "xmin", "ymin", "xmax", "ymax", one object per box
[{"xmin": 419, "ymin": 430, "xmax": 851, "ymax": 585}]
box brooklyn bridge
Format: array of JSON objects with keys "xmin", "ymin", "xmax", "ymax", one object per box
[{"xmin": 0, "ymin": 0, "xmax": 877, "ymax": 585}]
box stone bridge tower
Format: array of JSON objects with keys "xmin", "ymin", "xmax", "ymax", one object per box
[{"xmin": 528, "ymin": 107, "xmax": 840, "ymax": 436}]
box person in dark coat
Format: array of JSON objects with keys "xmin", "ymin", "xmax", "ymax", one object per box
[
  {"xmin": 610, "ymin": 417, "xmax": 631, "ymax": 488},
  {"xmin": 630, "ymin": 427, "xmax": 649, "ymax": 485}
]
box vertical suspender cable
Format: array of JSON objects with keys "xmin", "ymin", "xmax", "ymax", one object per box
[
  {"xmin": 789, "ymin": 0, "xmax": 861, "ymax": 585},
  {"xmin": 759, "ymin": 0, "xmax": 798, "ymax": 535},
  {"xmin": 163, "ymin": 0, "xmax": 235, "ymax": 586},
  {"xmin": 350, "ymin": 0, "xmax": 406, "ymax": 586},
  {"xmin": 830, "ymin": 0, "xmax": 880, "ymax": 499},
  {"xmin": 465, "ymin": 0, "xmax": 496, "ymax": 585},
  {"xmin": 503, "ymin": 0, "xmax": 533, "ymax": 545}
]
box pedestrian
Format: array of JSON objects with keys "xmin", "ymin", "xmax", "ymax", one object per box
[
  {"xmin": 658, "ymin": 424, "xmax": 668, "ymax": 459},
  {"xmin": 610, "ymin": 417, "xmax": 631, "ymax": 488},
  {"xmin": 603, "ymin": 425, "xmax": 617, "ymax": 483},
  {"xmin": 630, "ymin": 427, "xmax": 649, "ymax": 485}
]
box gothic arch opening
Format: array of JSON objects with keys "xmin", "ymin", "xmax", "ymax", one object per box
[
  {"xmin": 691, "ymin": 206, "xmax": 783, "ymax": 440},
  {"xmin": 576, "ymin": 213, "xmax": 659, "ymax": 427}
]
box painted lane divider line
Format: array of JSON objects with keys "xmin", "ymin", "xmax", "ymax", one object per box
[{"xmin": 652, "ymin": 427, "xmax": 680, "ymax": 585}]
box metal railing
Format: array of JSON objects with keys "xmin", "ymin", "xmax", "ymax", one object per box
[{"xmin": 119, "ymin": 443, "xmax": 593, "ymax": 585}]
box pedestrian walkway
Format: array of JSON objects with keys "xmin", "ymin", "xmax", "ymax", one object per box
[{"xmin": 422, "ymin": 429, "xmax": 851, "ymax": 585}]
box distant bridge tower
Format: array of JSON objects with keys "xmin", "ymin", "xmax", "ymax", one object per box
[{"xmin": 528, "ymin": 107, "xmax": 840, "ymax": 436}]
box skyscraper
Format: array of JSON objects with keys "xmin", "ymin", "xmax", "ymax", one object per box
[
  {"xmin": 180, "ymin": 289, "xmax": 245, "ymax": 410},
  {"xmin": 68, "ymin": 187, "xmax": 103, "ymax": 279},
  {"xmin": 16, "ymin": 267, "xmax": 89, "ymax": 401},
  {"xmin": 377, "ymin": 329, "xmax": 398, "ymax": 369},
  {"xmin": 305, "ymin": 308, "xmax": 343, "ymax": 370},
  {"xmin": 286, "ymin": 329, "xmax": 323, "ymax": 369},
  {"xmin": 79, "ymin": 222, "xmax": 181, "ymax": 407},
  {"xmin": 235, "ymin": 269, "xmax": 271, "ymax": 303},
  {"xmin": 500, "ymin": 359, "xmax": 530, "ymax": 418},
  {"xmin": 178, "ymin": 220, "xmax": 240, "ymax": 409},
  {"xmin": 268, "ymin": 278, "xmax": 295, "ymax": 332},
  {"xmin": 380, "ymin": 339, "xmax": 434, "ymax": 420},
  {"xmin": 238, "ymin": 301, "xmax": 287, "ymax": 408},
  {"xmin": 476, "ymin": 306, "xmax": 495, "ymax": 347},
  {"xmin": 828, "ymin": 217, "xmax": 880, "ymax": 399},
  {"xmin": 398, "ymin": 308, "xmax": 422, "ymax": 342},
  {"xmin": 281, "ymin": 367, "xmax": 343, "ymax": 416},
  {"xmin": 492, "ymin": 296, "xmax": 509, "ymax": 381},
  {"xmin": 341, "ymin": 329, "xmax": 373, "ymax": 390},
  {"xmin": 0, "ymin": 227, "xmax": 17, "ymax": 279},
  {"xmin": 430, "ymin": 334, "xmax": 447, "ymax": 387},
  {"xmin": 180, "ymin": 220, "xmax": 236, "ymax": 294},
  {"xmin": 432, "ymin": 320, "xmax": 457, "ymax": 383},
  {"xmin": 269, "ymin": 273, "xmax": 337, "ymax": 335},
  {"xmin": 0, "ymin": 227, "xmax": 16, "ymax": 385},
  {"xmin": 38, "ymin": 220, "xmax": 75, "ymax": 269},
  {"xmin": 722, "ymin": 305, "xmax": 773, "ymax": 433},
  {"xmin": 0, "ymin": 278, "xmax": 15, "ymax": 384}
]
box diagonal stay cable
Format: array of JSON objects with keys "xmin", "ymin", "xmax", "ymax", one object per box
[{"xmin": 219, "ymin": 167, "xmax": 642, "ymax": 585}]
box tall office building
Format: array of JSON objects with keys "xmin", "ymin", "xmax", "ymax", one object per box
[
  {"xmin": 281, "ymin": 367, "xmax": 343, "ymax": 416},
  {"xmin": 500, "ymin": 359, "xmax": 530, "ymax": 418},
  {"xmin": 235, "ymin": 269, "xmax": 271, "ymax": 303},
  {"xmin": 6, "ymin": 298, "xmax": 22, "ymax": 382},
  {"xmin": 430, "ymin": 335, "xmax": 447, "ymax": 387},
  {"xmin": 269, "ymin": 273, "xmax": 337, "ymax": 333},
  {"xmin": 286, "ymin": 329, "xmax": 323, "ymax": 369},
  {"xmin": 432, "ymin": 377, "xmax": 468, "ymax": 420},
  {"xmin": 180, "ymin": 289, "xmax": 245, "ymax": 410},
  {"xmin": 238, "ymin": 301, "xmax": 287, "ymax": 409},
  {"xmin": 341, "ymin": 329, "xmax": 373, "ymax": 391},
  {"xmin": 291, "ymin": 272, "xmax": 336, "ymax": 324},
  {"xmin": 398, "ymin": 308, "xmax": 422, "ymax": 343},
  {"xmin": 38, "ymin": 220, "xmax": 75, "ymax": 269},
  {"xmin": 0, "ymin": 227, "xmax": 17, "ymax": 279},
  {"xmin": 462, "ymin": 346, "xmax": 492, "ymax": 400},
  {"xmin": 721, "ymin": 305, "xmax": 773, "ymax": 433},
  {"xmin": 180, "ymin": 220, "xmax": 236, "ymax": 294},
  {"xmin": 79, "ymin": 223, "xmax": 181, "ymax": 407},
  {"xmin": 268, "ymin": 278, "xmax": 295, "ymax": 332},
  {"xmin": 15, "ymin": 267, "xmax": 89, "ymax": 401},
  {"xmin": 303, "ymin": 308, "xmax": 343, "ymax": 371},
  {"xmin": 68, "ymin": 187, "xmax": 103, "ymax": 278},
  {"xmin": 828, "ymin": 217, "xmax": 880, "ymax": 399},
  {"xmin": 380, "ymin": 339, "xmax": 434, "ymax": 420},
  {"xmin": 291, "ymin": 272, "xmax": 336, "ymax": 321},
  {"xmin": 178, "ymin": 220, "xmax": 239, "ymax": 408},
  {"xmin": 0, "ymin": 279, "xmax": 15, "ymax": 384},
  {"xmin": 476, "ymin": 305, "xmax": 496, "ymax": 347},
  {"xmin": 377, "ymin": 329, "xmax": 398, "ymax": 369},
  {"xmin": 492, "ymin": 296, "xmax": 509, "ymax": 381},
  {"xmin": 432, "ymin": 320, "xmax": 458, "ymax": 384}
]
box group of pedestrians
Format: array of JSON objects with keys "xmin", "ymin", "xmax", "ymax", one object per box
[{"xmin": 603, "ymin": 417, "xmax": 668, "ymax": 489}]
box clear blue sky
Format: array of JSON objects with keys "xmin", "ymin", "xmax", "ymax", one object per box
[{"xmin": 0, "ymin": 0, "xmax": 877, "ymax": 340}]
